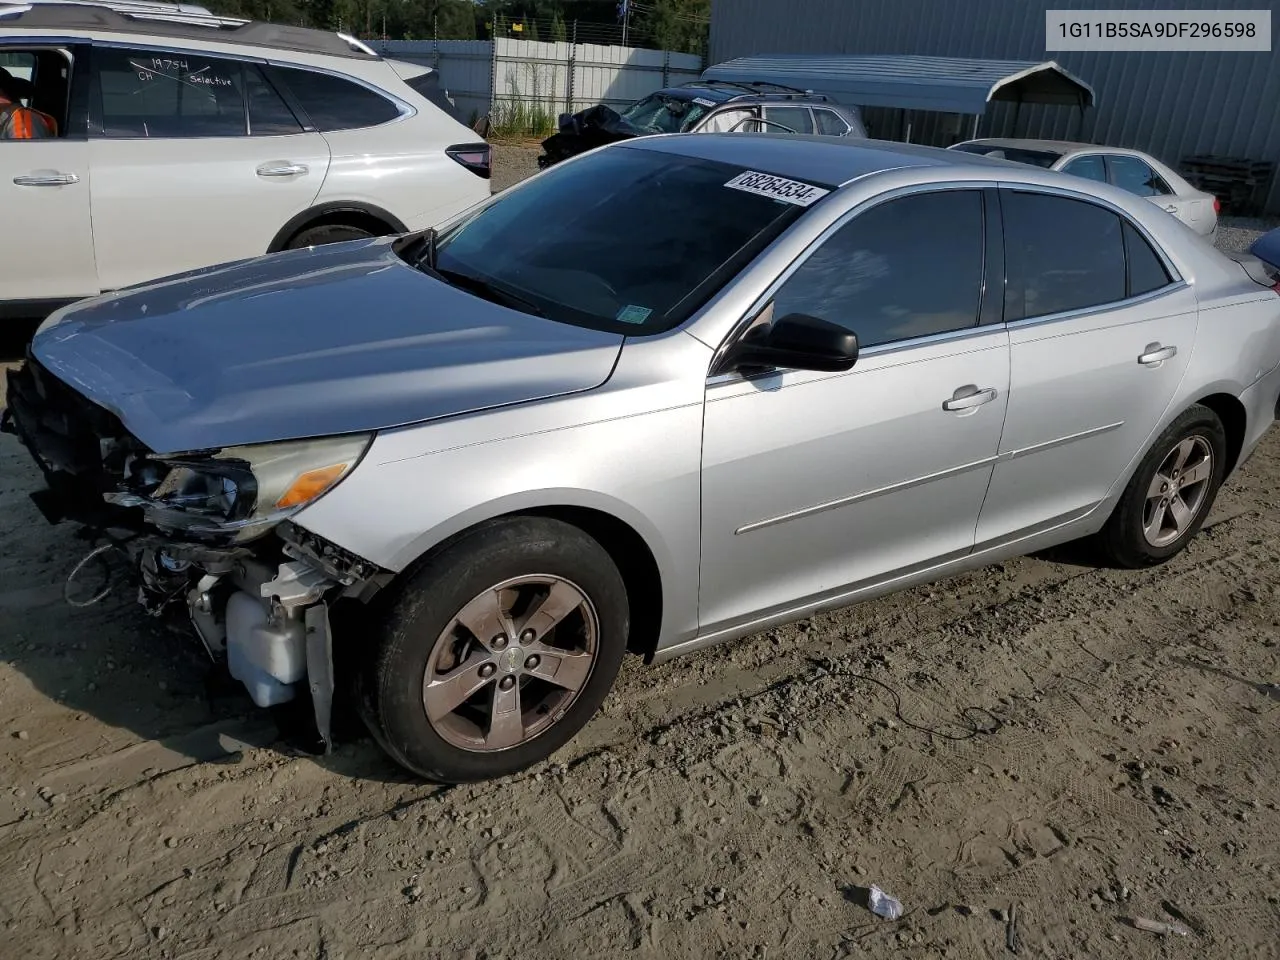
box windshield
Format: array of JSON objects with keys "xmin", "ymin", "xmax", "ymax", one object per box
[
  {"xmin": 421, "ymin": 146, "xmax": 823, "ymax": 335},
  {"xmin": 619, "ymin": 93, "xmax": 713, "ymax": 133},
  {"xmin": 951, "ymin": 143, "xmax": 1062, "ymax": 169}
]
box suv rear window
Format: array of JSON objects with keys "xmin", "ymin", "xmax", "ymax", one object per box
[
  {"xmin": 763, "ymin": 105, "xmax": 813, "ymax": 134},
  {"xmin": 402, "ymin": 70, "xmax": 462, "ymax": 122},
  {"xmin": 95, "ymin": 48, "xmax": 246, "ymax": 138},
  {"xmin": 814, "ymin": 108, "xmax": 850, "ymax": 136},
  {"xmin": 272, "ymin": 66, "xmax": 401, "ymax": 132}
]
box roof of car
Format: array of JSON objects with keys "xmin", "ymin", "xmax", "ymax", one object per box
[
  {"xmin": 626, "ymin": 133, "xmax": 1014, "ymax": 187},
  {"xmin": 668, "ymin": 80, "xmax": 833, "ymax": 105},
  {"xmin": 0, "ymin": 1, "xmax": 379, "ymax": 59},
  {"xmin": 957, "ymin": 138, "xmax": 1152, "ymax": 158}
]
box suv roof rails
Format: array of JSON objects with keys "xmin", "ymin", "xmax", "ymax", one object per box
[
  {"xmin": 685, "ymin": 78, "xmax": 832, "ymax": 104},
  {"xmin": 725, "ymin": 90, "xmax": 833, "ymax": 104},
  {"xmin": 0, "ymin": 0, "xmax": 380, "ymax": 59},
  {"xmin": 696, "ymin": 78, "xmax": 816, "ymax": 96}
]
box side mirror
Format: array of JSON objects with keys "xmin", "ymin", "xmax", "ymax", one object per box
[{"xmin": 725, "ymin": 313, "xmax": 859, "ymax": 374}]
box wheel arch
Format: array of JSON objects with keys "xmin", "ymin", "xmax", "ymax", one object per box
[
  {"xmin": 1194, "ymin": 391, "xmax": 1247, "ymax": 477},
  {"xmin": 380, "ymin": 497, "xmax": 671, "ymax": 662},
  {"xmin": 1098, "ymin": 384, "xmax": 1249, "ymax": 527},
  {"xmin": 268, "ymin": 201, "xmax": 410, "ymax": 253}
]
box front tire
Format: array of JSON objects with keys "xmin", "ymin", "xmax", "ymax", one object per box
[
  {"xmin": 1100, "ymin": 404, "xmax": 1226, "ymax": 568},
  {"xmin": 359, "ymin": 517, "xmax": 629, "ymax": 783}
]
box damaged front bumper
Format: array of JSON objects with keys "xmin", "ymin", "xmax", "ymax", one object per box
[{"xmin": 3, "ymin": 358, "xmax": 390, "ymax": 751}]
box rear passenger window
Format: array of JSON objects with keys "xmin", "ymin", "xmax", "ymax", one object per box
[
  {"xmin": 272, "ymin": 66, "xmax": 400, "ymax": 131},
  {"xmin": 763, "ymin": 106, "xmax": 813, "ymax": 135},
  {"xmin": 246, "ymin": 65, "xmax": 302, "ymax": 135},
  {"xmin": 770, "ymin": 190, "xmax": 985, "ymax": 348},
  {"xmin": 95, "ymin": 48, "xmax": 246, "ymax": 138},
  {"xmin": 1003, "ymin": 191, "xmax": 1125, "ymax": 321},
  {"xmin": 814, "ymin": 108, "xmax": 849, "ymax": 136},
  {"xmin": 1110, "ymin": 155, "xmax": 1171, "ymax": 197},
  {"xmin": 1061, "ymin": 155, "xmax": 1106, "ymax": 183},
  {"xmin": 1124, "ymin": 221, "xmax": 1173, "ymax": 296}
]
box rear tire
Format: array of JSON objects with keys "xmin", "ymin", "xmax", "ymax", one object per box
[
  {"xmin": 359, "ymin": 516, "xmax": 629, "ymax": 783},
  {"xmin": 1099, "ymin": 404, "xmax": 1226, "ymax": 568},
  {"xmin": 285, "ymin": 223, "xmax": 377, "ymax": 249}
]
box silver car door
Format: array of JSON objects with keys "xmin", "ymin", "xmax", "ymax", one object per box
[
  {"xmin": 974, "ymin": 187, "xmax": 1197, "ymax": 548},
  {"xmin": 699, "ymin": 188, "xmax": 1010, "ymax": 634}
]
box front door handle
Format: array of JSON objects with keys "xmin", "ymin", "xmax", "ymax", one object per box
[
  {"xmin": 942, "ymin": 385, "xmax": 998, "ymax": 412},
  {"xmin": 256, "ymin": 162, "xmax": 309, "ymax": 178},
  {"xmin": 1138, "ymin": 343, "xmax": 1177, "ymax": 367},
  {"xmin": 13, "ymin": 172, "xmax": 80, "ymax": 186}
]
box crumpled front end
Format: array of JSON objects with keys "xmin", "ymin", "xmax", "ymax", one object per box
[
  {"xmin": 2, "ymin": 358, "xmax": 389, "ymax": 749},
  {"xmin": 537, "ymin": 104, "xmax": 642, "ymax": 169}
]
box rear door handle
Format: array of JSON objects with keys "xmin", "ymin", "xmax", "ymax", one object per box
[
  {"xmin": 1138, "ymin": 343, "xmax": 1177, "ymax": 366},
  {"xmin": 13, "ymin": 172, "xmax": 79, "ymax": 186},
  {"xmin": 256, "ymin": 162, "xmax": 308, "ymax": 178},
  {"xmin": 942, "ymin": 385, "xmax": 998, "ymax": 412}
]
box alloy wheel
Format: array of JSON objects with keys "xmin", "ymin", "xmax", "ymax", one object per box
[
  {"xmin": 1142, "ymin": 435, "xmax": 1214, "ymax": 548},
  {"xmin": 422, "ymin": 575, "xmax": 599, "ymax": 752}
]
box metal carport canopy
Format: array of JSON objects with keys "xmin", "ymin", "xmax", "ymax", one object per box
[{"xmin": 700, "ymin": 55, "xmax": 1095, "ymax": 114}]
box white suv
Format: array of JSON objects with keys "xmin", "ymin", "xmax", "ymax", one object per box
[{"xmin": 0, "ymin": 0, "xmax": 492, "ymax": 319}]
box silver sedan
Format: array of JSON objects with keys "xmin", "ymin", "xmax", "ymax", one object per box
[
  {"xmin": 8, "ymin": 133, "xmax": 1280, "ymax": 782},
  {"xmin": 949, "ymin": 138, "xmax": 1221, "ymax": 238}
]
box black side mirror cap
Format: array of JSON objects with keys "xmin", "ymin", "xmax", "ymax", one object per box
[{"xmin": 725, "ymin": 312, "xmax": 859, "ymax": 375}]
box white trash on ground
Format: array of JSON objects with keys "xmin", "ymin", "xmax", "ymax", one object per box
[{"xmin": 867, "ymin": 885, "xmax": 903, "ymax": 920}]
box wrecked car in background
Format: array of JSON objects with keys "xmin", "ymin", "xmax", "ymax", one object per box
[{"xmin": 537, "ymin": 80, "xmax": 866, "ymax": 167}]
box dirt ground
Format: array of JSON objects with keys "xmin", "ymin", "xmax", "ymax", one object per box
[{"xmin": 2, "ymin": 147, "xmax": 1279, "ymax": 960}]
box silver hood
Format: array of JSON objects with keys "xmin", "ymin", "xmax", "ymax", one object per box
[{"xmin": 31, "ymin": 238, "xmax": 624, "ymax": 453}]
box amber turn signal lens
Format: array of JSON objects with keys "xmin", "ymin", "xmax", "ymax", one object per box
[{"xmin": 275, "ymin": 463, "xmax": 349, "ymax": 509}]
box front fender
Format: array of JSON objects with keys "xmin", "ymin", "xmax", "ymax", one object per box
[{"xmin": 292, "ymin": 399, "xmax": 705, "ymax": 647}]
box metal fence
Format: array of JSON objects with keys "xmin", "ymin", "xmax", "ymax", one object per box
[{"xmin": 375, "ymin": 37, "xmax": 704, "ymax": 125}]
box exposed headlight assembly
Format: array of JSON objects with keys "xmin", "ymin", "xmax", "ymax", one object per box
[{"xmin": 108, "ymin": 434, "xmax": 372, "ymax": 541}]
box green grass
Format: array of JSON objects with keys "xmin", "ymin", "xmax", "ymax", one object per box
[{"xmin": 488, "ymin": 68, "xmax": 557, "ymax": 138}]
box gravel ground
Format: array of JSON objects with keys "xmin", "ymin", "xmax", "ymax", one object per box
[{"xmin": 1, "ymin": 146, "xmax": 1279, "ymax": 960}]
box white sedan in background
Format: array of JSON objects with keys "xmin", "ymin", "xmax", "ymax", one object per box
[{"xmin": 950, "ymin": 139, "xmax": 1220, "ymax": 239}]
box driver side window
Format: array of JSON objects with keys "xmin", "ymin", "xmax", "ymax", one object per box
[
  {"xmin": 768, "ymin": 190, "xmax": 986, "ymax": 349},
  {"xmin": 0, "ymin": 48, "xmax": 73, "ymax": 138}
]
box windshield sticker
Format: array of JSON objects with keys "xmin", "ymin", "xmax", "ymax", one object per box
[
  {"xmin": 724, "ymin": 171, "xmax": 830, "ymax": 207},
  {"xmin": 615, "ymin": 304, "xmax": 653, "ymax": 325},
  {"xmin": 692, "ymin": 97, "xmax": 716, "ymax": 107}
]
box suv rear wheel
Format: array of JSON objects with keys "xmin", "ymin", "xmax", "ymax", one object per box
[{"xmin": 285, "ymin": 223, "xmax": 376, "ymax": 249}]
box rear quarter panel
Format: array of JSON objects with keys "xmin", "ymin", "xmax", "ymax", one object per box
[
  {"xmin": 1118, "ymin": 210, "xmax": 1280, "ymax": 493},
  {"xmin": 312, "ymin": 63, "xmax": 491, "ymax": 231}
]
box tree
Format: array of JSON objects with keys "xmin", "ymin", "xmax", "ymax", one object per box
[
  {"xmin": 634, "ymin": 0, "xmax": 709, "ymax": 54},
  {"xmin": 550, "ymin": 11, "xmax": 567, "ymax": 42}
]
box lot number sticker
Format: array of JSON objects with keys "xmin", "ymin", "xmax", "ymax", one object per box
[{"xmin": 724, "ymin": 171, "xmax": 830, "ymax": 207}]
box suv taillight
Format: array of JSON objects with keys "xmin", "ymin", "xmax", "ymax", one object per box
[
  {"xmin": 446, "ymin": 143, "xmax": 491, "ymax": 180},
  {"xmin": 1213, "ymin": 196, "xmax": 1221, "ymax": 215}
]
